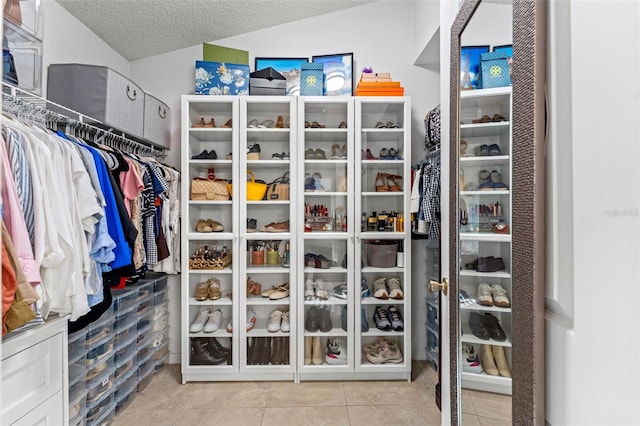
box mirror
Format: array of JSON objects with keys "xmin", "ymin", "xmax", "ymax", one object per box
[{"xmin": 450, "ymin": 0, "xmax": 546, "ymax": 424}]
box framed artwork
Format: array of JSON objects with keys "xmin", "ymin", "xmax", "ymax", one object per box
[
  {"xmin": 493, "ymin": 44, "xmax": 513, "ymax": 57},
  {"xmin": 312, "ymin": 52, "xmax": 353, "ymax": 96},
  {"xmin": 254, "ymin": 57, "xmax": 308, "ymax": 95},
  {"xmin": 460, "ymin": 45, "xmax": 490, "ymax": 90}
]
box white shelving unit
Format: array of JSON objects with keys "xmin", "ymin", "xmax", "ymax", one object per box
[
  {"xmin": 459, "ymin": 86, "xmax": 513, "ymax": 395},
  {"xmin": 182, "ymin": 95, "xmax": 410, "ymax": 383},
  {"xmin": 354, "ymin": 97, "xmax": 411, "ymax": 381}
]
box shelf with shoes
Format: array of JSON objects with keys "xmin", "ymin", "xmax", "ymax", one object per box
[
  {"xmin": 354, "ymin": 97, "xmax": 411, "ymax": 380},
  {"xmin": 238, "ymin": 97, "xmax": 297, "ymax": 378},
  {"xmin": 297, "ymin": 97, "xmax": 355, "ymax": 379},
  {"xmin": 459, "ymin": 86, "xmax": 513, "ymax": 395}
]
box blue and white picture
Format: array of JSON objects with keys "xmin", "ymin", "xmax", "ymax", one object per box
[
  {"xmin": 460, "ymin": 45, "xmax": 490, "ymax": 90},
  {"xmin": 254, "ymin": 58, "xmax": 308, "ymax": 95},
  {"xmin": 312, "ymin": 53, "xmax": 353, "ymax": 96},
  {"xmin": 195, "ymin": 60, "xmax": 249, "ymax": 95}
]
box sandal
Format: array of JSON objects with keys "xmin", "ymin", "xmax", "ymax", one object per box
[
  {"xmin": 330, "ymin": 144, "xmax": 341, "ymax": 160},
  {"xmin": 207, "ymin": 278, "xmax": 222, "ymax": 300},
  {"xmin": 191, "ymin": 117, "xmax": 207, "ymax": 128},
  {"xmin": 248, "ymin": 119, "xmax": 258, "ymax": 128},
  {"xmin": 375, "ymin": 121, "xmax": 387, "ymax": 128},
  {"xmin": 492, "ymin": 113, "xmax": 506, "ymax": 122},
  {"xmin": 194, "ymin": 281, "xmax": 209, "ymax": 301},
  {"xmin": 474, "ymin": 144, "xmax": 489, "ymax": 156},
  {"xmin": 472, "ymin": 114, "xmax": 491, "ymax": 124},
  {"xmin": 205, "ymin": 118, "xmax": 216, "ymax": 128},
  {"xmin": 222, "ymin": 119, "xmax": 232, "ymax": 128},
  {"xmin": 246, "ymin": 277, "xmax": 262, "ymax": 296},
  {"xmin": 386, "ymin": 121, "xmax": 400, "ymax": 128},
  {"xmin": 388, "ymin": 174, "xmax": 403, "ymax": 192},
  {"xmin": 375, "ymin": 173, "xmax": 389, "ymax": 191},
  {"xmin": 258, "ymin": 120, "xmax": 274, "ymax": 128}
]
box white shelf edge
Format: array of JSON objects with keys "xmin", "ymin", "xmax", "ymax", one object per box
[
  {"xmin": 304, "ymin": 191, "xmax": 348, "ymax": 196},
  {"xmin": 459, "ymin": 233, "xmax": 511, "ymax": 243},
  {"xmin": 460, "ymin": 190, "xmax": 510, "ymax": 196},
  {"xmin": 188, "ymin": 200, "xmax": 233, "ymax": 205},
  {"xmin": 460, "ymin": 86, "xmax": 512, "ymax": 98},
  {"xmin": 303, "ymin": 232, "xmax": 350, "ymax": 239},
  {"xmin": 459, "ymin": 270, "xmax": 512, "ymax": 279},
  {"xmin": 459, "ymin": 155, "xmax": 510, "ymax": 163},
  {"xmin": 361, "ymin": 191, "xmax": 404, "ymax": 196},
  {"xmin": 461, "ymin": 324, "xmax": 512, "ymax": 347},
  {"xmin": 186, "ymin": 232, "xmax": 234, "ymax": 240},
  {"xmin": 460, "ymin": 302, "xmax": 512, "ymax": 313}
]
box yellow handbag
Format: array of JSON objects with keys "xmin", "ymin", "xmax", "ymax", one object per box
[{"xmin": 246, "ymin": 170, "xmax": 267, "ymax": 200}]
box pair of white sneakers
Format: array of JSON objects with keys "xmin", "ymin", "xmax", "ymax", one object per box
[
  {"xmin": 267, "ymin": 308, "xmax": 290, "ymax": 332},
  {"xmin": 190, "ymin": 309, "xmax": 223, "ymax": 333}
]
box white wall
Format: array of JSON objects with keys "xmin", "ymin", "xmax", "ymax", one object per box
[
  {"xmin": 42, "ymin": 0, "xmax": 129, "ymax": 93},
  {"xmin": 545, "ymin": 1, "xmax": 640, "ymax": 425},
  {"xmin": 130, "ymin": 0, "xmax": 442, "ymax": 362}
]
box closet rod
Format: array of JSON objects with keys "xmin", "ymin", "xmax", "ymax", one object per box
[{"xmin": 1, "ymin": 82, "xmax": 167, "ymax": 158}]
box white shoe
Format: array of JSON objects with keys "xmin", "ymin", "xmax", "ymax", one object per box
[
  {"xmin": 280, "ymin": 310, "xmax": 290, "ymax": 332},
  {"xmin": 267, "ymin": 308, "xmax": 283, "ymax": 332},
  {"xmin": 203, "ymin": 309, "xmax": 223, "ymax": 333},
  {"xmin": 386, "ymin": 277, "xmax": 404, "ymax": 299},
  {"xmin": 462, "ymin": 343, "xmax": 483, "ymax": 373},
  {"xmin": 477, "ymin": 283, "xmax": 493, "ymax": 306},
  {"xmin": 373, "ymin": 276, "xmax": 389, "ymax": 299},
  {"xmin": 190, "ymin": 309, "xmax": 211, "ymax": 333},
  {"xmin": 325, "ymin": 337, "xmax": 347, "ymax": 365},
  {"xmin": 490, "ymin": 283, "xmax": 511, "ymax": 308}
]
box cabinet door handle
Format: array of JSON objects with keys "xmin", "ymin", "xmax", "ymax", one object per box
[
  {"xmin": 126, "ymin": 85, "xmax": 137, "ymax": 101},
  {"xmin": 158, "ymin": 106, "xmax": 167, "ymax": 119}
]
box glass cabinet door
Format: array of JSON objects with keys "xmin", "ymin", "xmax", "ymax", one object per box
[{"xmin": 297, "ymin": 97, "xmax": 354, "ymax": 379}]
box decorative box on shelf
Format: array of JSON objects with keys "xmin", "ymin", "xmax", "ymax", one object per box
[
  {"xmin": 249, "ymin": 67, "xmax": 286, "ymax": 96},
  {"xmin": 195, "ymin": 60, "xmax": 249, "ymax": 95},
  {"xmin": 300, "ymin": 62, "xmax": 323, "ymax": 96},
  {"xmin": 480, "ymin": 51, "xmax": 512, "ymax": 88}
]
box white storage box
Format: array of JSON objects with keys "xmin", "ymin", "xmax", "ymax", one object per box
[
  {"xmin": 47, "ymin": 63, "xmax": 145, "ymax": 136},
  {"xmin": 143, "ymin": 91, "xmax": 171, "ymax": 149}
]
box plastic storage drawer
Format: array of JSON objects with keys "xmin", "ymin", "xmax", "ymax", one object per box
[
  {"xmin": 87, "ymin": 399, "xmax": 116, "ymax": 426},
  {"xmin": 114, "ymin": 335, "xmax": 138, "ymax": 365},
  {"xmin": 70, "ymin": 407, "xmax": 88, "ymax": 426},
  {"xmin": 86, "ymin": 367, "xmax": 115, "ymax": 405},
  {"xmin": 85, "ymin": 312, "xmax": 113, "ymax": 347},
  {"xmin": 153, "ymin": 288, "xmax": 168, "ymax": 306},
  {"xmin": 152, "ymin": 313, "xmax": 169, "ymax": 332},
  {"xmin": 112, "ymin": 288, "xmax": 137, "ymax": 313},
  {"xmin": 114, "ymin": 321, "xmax": 138, "ymax": 350},
  {"xmin": 115, "ymin": 386, "xmax": 136, "ymax": 417},
  {"xmin": 136, "ymin": 280, "xmax": 154, "ymax": 300},
  {"xmin": 150, "ymin": 327, "xmax": 169, "ymax": 349},
  {"xmin": 136, "ymin": 364, "xmax": 155, "ymax": 392},
  {"xmin": 113, "ymin": 305, "xmax": 137, "ymax": 332},
  {"xmin": 152, "ymin": 301, "xmax": 168, "ymax": 321},
  {"xmin": 152, "ymin": 341, "xmax": 169, "ymax": 362},
  {"xmin": 137, "ymin": 294, "xmax": 154, "ymax": 317},
  {"xmin": 47, "ymin": 64, "xmax": 145, "ymax": 137},
  {"xmin": 68, "ymin": 329, "xmax": 87, "ymax": 360},
  {"xmin": 86, "ymin": 349, "xmax": 115, "ymax": 382},
  {"xmin": 69, "ymin": 391, "xmax": 87, "ymax": 422},
  {"xmin": 114, "ymin": 349, "xmax": 137, "ymax": 383},
  {"xmin": 115, "ymin": 366, "xmax": 138, "ymax": 400},
  {"xmin": 151, "ymin": 274, "xmax": 168, "ymax": 292},
  {"xmin": 154, "ymin": 353, "xmax": 169, "ymax": 372}
]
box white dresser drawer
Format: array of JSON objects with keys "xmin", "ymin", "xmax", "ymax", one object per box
[
  {"xmin": 1, "ymin": 316, "xmax": 68, "ymax": 425},
  {"xmin": 10, "ymin": 391, "xmax": 64, "ymax": 426}
]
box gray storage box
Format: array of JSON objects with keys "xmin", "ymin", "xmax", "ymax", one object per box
[
  {"xmin": 142, "ymin": 92, "xmax": 171, "ymax": 149},
  {"xmin": 47, "ymin": 64, "xmax": 145, "ymax": 137}
]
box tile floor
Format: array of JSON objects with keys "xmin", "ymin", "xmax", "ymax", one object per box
[{"xmin": 113, "ymin": 362, "xmax": 511, "ymax": 425}]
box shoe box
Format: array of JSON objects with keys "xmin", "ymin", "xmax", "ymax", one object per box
[{"xmin": 68, "ymin": 275, "xmax": 171, "ymax": 424}]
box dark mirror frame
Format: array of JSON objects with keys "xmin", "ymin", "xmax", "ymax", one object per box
[{"xmin": 449, "ymin": 1, "xmax": 546, "ymax": 424}]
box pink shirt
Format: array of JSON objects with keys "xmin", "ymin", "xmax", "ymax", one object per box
[
  {"xmin": 1, "ymin": 139, "xmax": 42, "ymax": 286},
  {"xmin": 119, "ymin": 157, "xmax": 144, "ymax": 216}
]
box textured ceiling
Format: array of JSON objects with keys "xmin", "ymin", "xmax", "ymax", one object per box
[{"xmin": 56, "ymin": 0, "xmax": 376, "ymax": 61}]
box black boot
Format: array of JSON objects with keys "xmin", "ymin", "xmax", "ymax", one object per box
[
  {"xmin": 247, "ymin": 338, "xmax": 257, "ymax": 365},
  {"xmin": 191, "ymin": 338, "xmax": 226, "ymax": 365},
  {"xmin": 259, "ymin": 337, "xmax": 272, "ymax": 365},
  {"xmin": 209, "ymin": 337, "xmax": 231, "ymax": 364},
  {"xmin": 282, "ymin": 337, "xmax": 289, "ymax": 365}
]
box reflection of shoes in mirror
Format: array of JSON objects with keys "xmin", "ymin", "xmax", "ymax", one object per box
[
  {"xmin": 472, "ymin": 115, "xmax": 491, "ymax": 124},
  {"xmin": 488, "ymin": 144, "xmax": 502, "ymax": 155},
  {"xmin": 330, "ymin": 144, "xmax": 341, "ymax": 160}
]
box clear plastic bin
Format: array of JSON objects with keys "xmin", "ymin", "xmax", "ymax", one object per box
[
  {"xmin": 150, "ymin": 327, "xmax": 169, "ymax": 349},
  {"xmin": 137, "ymin": 342, "xmax": 154, "ymax": 372},
  {"xmin": 152, "ymin": 301, "xmax": 168, "ymax": 321},
  {"xmin": 70, "ymin": 407, "xmax": 88, "ymax": 426},
  {"xmin": 152, "ymin": 313, "xmax": 169, "ymax": 332},
  {"xmin": 115, "ymin": 366, "xmax": 138, "ymax": 400},
  {"xmin": 86, "ymin": 335, "xmax": 114, "ymax": 369},
  {"xmin": 137, "ymin": 294, "xmax": 154, "ymax": 317},
  {"xmin": 112, "ymin": 288, "xmax": 137, "ymax": 313},
  {"xmin": 86, "ymin": 399, "xmax": 115, "ymax": 426},
  {"xmin": 113, "ymin": 305, "xmax": 137, "ymax": 332},
  {"xmin": 136, "ymin": 280, "xmax": 154, "ymax": 301},
  {"xmin": 153, "ymin": 288, "xmax": 168, "ymax": 306},
  {"xmin": 86, "ymin": 367, "xmax": 115, "ymax": 405},
  {"xmin": 137, "ymin": 311, "xmax": 154, "ymax": 336},
  {"xmin": 114, "ymin": 321, "xmax": 138, "ymax": 350},
  {"xmin": 136, "ymin": 364, "xmax": 155, "ymax": 392},
  {"xmin": 114, "ymin": 386, "xmax": 136, "ymax": 417},
  {"xmin": 85, "ymin": 314, "xmax": 113, "ymax": 347},
  {"xmin": 152, "ymin": 341, "xmax": 169, "ymax": 361},
  {"xmin": 69, "ymin": 390, "xmax": 87, "ymax": 421},
  {"xmin": 114, "ymin": 337, "xmax": 137, "ymax": 366},
  {"xmin": 154, "ymin": 353, "xmax": 169, "ymax": 372},
  {"xmin": 114, "ymin": 350, "xmax": 137, "ymax": 383},
  {"xmin": 86, "ymin": 350, "xmax": 114, "ymax": 382},
  {"xmin": 68, "ymin": 329, "xmax": 87, "ymax": 360}
]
